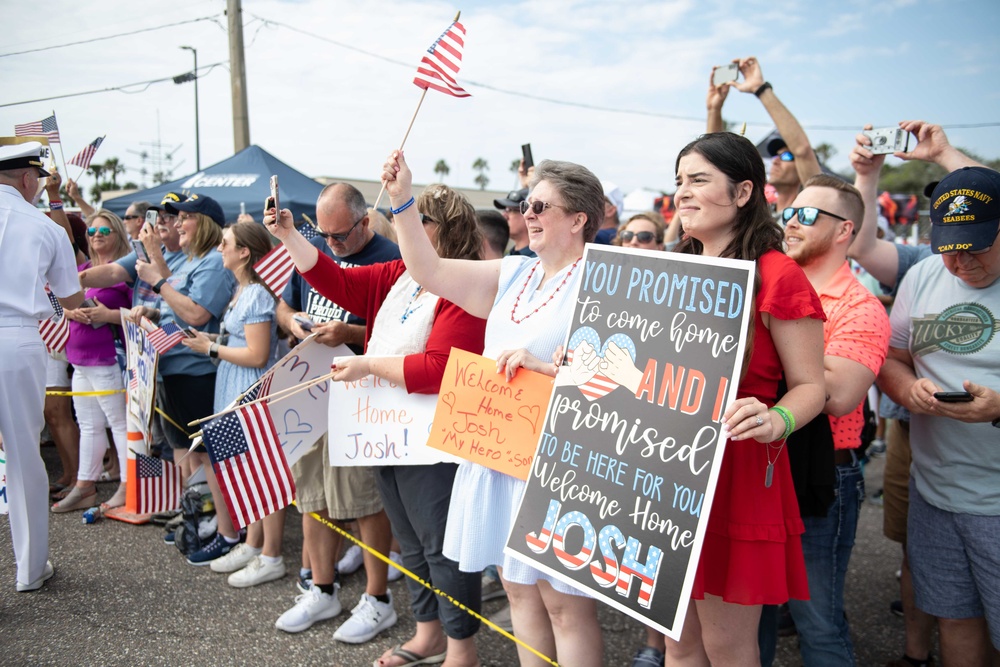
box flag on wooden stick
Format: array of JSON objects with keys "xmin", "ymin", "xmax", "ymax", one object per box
[
  {"xmin": 69, "ymin": 136, "xmax": 104, "ymax": 169},
  {"xmin": 413, "ymin": 20, "xmax": 470, "ymax": 98},
  {"xmin": 15, "ymin": 114, "xmax": 60, "ymax": 144}
]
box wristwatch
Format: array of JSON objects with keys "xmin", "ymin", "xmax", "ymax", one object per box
[
  {"xmin": 209, "ymin": 341, "xmax": 220, "ymax": 359},
  {"xmin": 151, "ymin": 278, "xmax": 167, "ymax": 294}
]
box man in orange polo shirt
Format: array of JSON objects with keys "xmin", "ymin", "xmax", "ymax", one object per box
[{"xmin": 780, "ymin": 174, "xmax": 891, "ymax": 664}]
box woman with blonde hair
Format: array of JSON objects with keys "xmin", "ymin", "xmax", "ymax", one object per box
[
  {"xmin": 52, "ymin": 209, "xmax": 133, "ymax": 512},
  {"xmin": 182, "ymin": 221, "xmax": 287, "ymax": 583},
  {"xmin": 131, "ymin": 195, "xmax": 235, "ymax": 559}
]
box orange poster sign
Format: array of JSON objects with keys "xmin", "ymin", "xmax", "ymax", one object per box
[{"xmin": 427, "ymin": 349, "xmax": 553, "ymax": 480}]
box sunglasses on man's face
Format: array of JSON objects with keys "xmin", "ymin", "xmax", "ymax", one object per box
[
  {"xmin": 781, "ymin": 207, "xmax": 848, "ymax": 226},
  {"xmin": 87, "ymin": 226, "xmax": 112, "ymax": 237},
  {"xmin": 123, "ymin": 214, "xmax": 141, "ymax": 221},
  {"xmin": 619, "ymin": 230, "xmax": 658, "ymax": 244},
  {"xmin": 316, "ymin": 214, "xmax": 365, "ymax": 243},
  {"xmin": 776, "ymin": 150, "xmax": 795, "ymax": 162}
]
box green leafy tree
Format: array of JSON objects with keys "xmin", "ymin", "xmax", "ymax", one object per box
[
  {"xmin": 510, "ymin": 158, "xmax": 520, "ymax": 174},
  {"xmin": 472, "ymin": 157, "xmax": 489, "ymax": 190},
  {"xmin": 434, "ymin": 159, "xmax": 450, "ymax": 181}
]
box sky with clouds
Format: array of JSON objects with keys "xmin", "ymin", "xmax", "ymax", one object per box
[{"xmin": 2, "ymin": 0, "xmax": 998, "ymax": 198}]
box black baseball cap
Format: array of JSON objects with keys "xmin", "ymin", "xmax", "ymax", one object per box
[
  {"xmin": 929, "ymin": 167, "xmax": 1000, "ymax": 254},
  {"xmin": 494, "ymin": 187, "xmax": 529, "ymax": 210},
  {"xmin": 766, "ymin": 137, "xmax": 788, "ymax": 157}
]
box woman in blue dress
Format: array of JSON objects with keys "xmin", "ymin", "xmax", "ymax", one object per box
[{"xmin": 182, "ymin": 221, "xmax": 284, "ymax": 578}]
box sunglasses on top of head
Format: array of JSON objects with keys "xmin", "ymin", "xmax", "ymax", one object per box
[
  {"xmin": 781, "ymin": 207, "xmax": 848, "ymax": 226},
  {"xmin": 87, "ymin": 226, "xmax": 113, "ymax": 236},
  {"xmin": 619, "ymin": 230, "xmax": 658, "ymax": 244}
]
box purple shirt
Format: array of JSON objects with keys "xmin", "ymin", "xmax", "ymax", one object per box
[{"xmin": 65, "ymin": 261, "xmax": 133, "ymax": 367}]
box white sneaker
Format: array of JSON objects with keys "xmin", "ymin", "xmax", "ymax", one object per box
[
  {"xmin": 210, "ymin": 542, "xmax": 260, "ymax": 573},
  {"xmin": 387, "ymin": 551, "xmax": 404, "ymax": 582},
  {"xmin": 337, "ymin": 544, "xmax": 363, "ymax": 575},
  {"xmin": 228, "ymin": 555, "xmax": 287, "ymax": 588},
  {"xmin": 333, "ymin": 591, "xmax": 398, "ymax": 644},
  {"xmin": 16, "ymin": 560, "xmax": 55, "ymax": 592},
  {"xmin": 274, "ymin": 584, "xmax": 342, "ymax": 633}
]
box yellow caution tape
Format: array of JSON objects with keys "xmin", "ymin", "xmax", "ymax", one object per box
[
  {"xmin": 45, "ymin": 388, "xmax": 125, "ymax": 396},
  {"xmin": 292, "ymin": 500, "xmax": 559, "ymax": 666}
]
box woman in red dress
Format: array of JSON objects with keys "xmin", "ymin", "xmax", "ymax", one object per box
[{"xmin": 662, "ymin": 133, "xmax": 826, "ymax": 666}]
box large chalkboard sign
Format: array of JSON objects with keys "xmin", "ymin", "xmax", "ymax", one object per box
[{"xmin": 505, "ymin": 245, "xmax": 754, "ymax": 639}]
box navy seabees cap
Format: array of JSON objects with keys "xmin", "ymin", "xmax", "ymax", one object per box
[
  {"xmin": 150, "ymin": 192, "xmax": 189, "ymax": 214},
  {"xmin": 0, "ymin": 141, "xmax": 50, "ymax": 177},
  {"xmin": 170, "ymin": 193, "xmax": 226, "ymax": 227},
  {"xmin": 930, "ymin": 167, "xmax": 1000, "ymax": 254}
]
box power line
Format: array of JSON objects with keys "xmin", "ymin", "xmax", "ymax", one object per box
[
  {"xmin": 0, "ymin": 62, "xmax": 228, "ymax": 108},
  {"xmin": 250, "ymin": 12, "xmax": 1000, "ymax": 132},
  {"xmin": 0, "ymin": 14, "xmax": 225, "ymax": 58}
]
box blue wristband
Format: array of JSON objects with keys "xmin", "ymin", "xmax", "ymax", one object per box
[{"xmin": 390, "ymin": 196, "xmax": 415, "ymax": 215}]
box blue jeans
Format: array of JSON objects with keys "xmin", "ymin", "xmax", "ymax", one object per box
[{"xmin": 787, "ymin": 458, "xmax": 864, "ymax": 666}]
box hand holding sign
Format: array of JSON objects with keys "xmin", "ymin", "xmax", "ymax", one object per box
[{"xmin": 428, "ymin": 349, "xmax": 554, "ymax": 480}]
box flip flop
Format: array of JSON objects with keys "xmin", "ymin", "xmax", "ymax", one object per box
[{"xmin": 373, "ymin": 644, "xmax": 446, "ymax": 667}]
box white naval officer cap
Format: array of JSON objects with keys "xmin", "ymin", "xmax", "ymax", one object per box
[{"xmin": 0, "ymin": 141, "xmax": 50, "ymax": 177}]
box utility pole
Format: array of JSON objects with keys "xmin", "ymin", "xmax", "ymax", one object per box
[
  {"xmin": 227, "ymin": 0, "xmax": 250, "ymax": 152},
  {"xmin": 180, "ymin": 46, "xmax": 201, "ymax": 170}
]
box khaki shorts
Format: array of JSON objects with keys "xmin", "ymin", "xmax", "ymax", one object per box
[
  {"xmin": 882, "ymin": 419, "xmax": 911, "ymax": 544},
  {"xmin": 291, "ymin": 434, "xmax": 383, "ymax": 519}
]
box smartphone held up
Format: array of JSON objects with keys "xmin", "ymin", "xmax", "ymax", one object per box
[{"xmin": 712, "ymin": 63, "xmax": 740, "ymax": 87}]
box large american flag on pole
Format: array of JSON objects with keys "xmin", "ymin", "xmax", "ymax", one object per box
[
  {"xmin": 254, "ymin": 244, "xmax": 295, "ymax": 297},
  {"xmin": 146, "ymin": 321, "xmax": 187, "ymax": 354},
  {"xmin": 135, "ymin": 452, "xmax": 182, "ymax": 514},
  {"xmin": 201, "ymin": 402, "xmax": 295, "ymax": 529},
  {"xmin": 412, "ymin": 20, "xmax": 470, "ymax": 98},
  {"xmin": 15, "ymin": 114, "xmax": 60, "ymax": 144},
  {"xmin": 69, "ymin": 136, "xmax": 105, "ymax": 169},
  {"xmin": 38, "ymin": 287, "xmax": 69, "ymax": 353}
]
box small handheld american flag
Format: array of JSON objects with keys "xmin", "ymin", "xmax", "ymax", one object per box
[
  {"xmin": 69, "ymin": 136, "xmax": 105, "ymax": 169},
  {"xmin": 15, "ymin": 114, "xmax": 60, "ymax": 144},
  {"xmin": 135, "ymin": 452, "xmax": 182, "ymax": 514},
  {"xmin": 254, "ymin": 244, "xmax": 296, "ymax": 298},
  {"xmin": 146, "ymin": 322, "xmax": 187, "ymax": 354},
  {"xmin": 413, "ymin": 20, "xmax": 470, "ymax": 98}
]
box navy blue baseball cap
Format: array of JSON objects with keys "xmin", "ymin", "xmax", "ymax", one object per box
[
  {"xmin": 170, "ymin": 193, "xmax": 225, "ymax": 227},
  {"xmin": 929, "ymin": 167, "xmax": 1000, "ymax": 254}
]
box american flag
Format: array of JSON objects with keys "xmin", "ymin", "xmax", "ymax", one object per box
[
  {"xmin": 135, "ymin": 452, "xmax": 181, "ymax": 514},
  {"xmin": 127, "ymin": 368, "xmax": 139, "ymax": 392},
  {"xmin": 239, "ymin": 371, "xmax": 274, "ymax": 405},
  {"xmin": 38, "ymin": 287, "xmax": 69, "ymax": 353},
  {"xmin": 201, "ymin": 402, "xmax": 295, "ymax": 529},
  {"xmin": 15, "ymin": 114, "xmax": 60, "ymax": 144},
  {"xmin": 69, "ymin": 136, "xmax": 104, "ymax": 169},
  {"xmin": 146, "ymin": 321, "xmax": 187, "ymax": 354},
  {"xmin": 253, "ymin": 244, "xmax": 295, "ymax": 297},
  {"xmin": 296, "ymin": 221, "xmax": 320, "ymax": 242},
  {"xmin": 412, "ymin": 20, "xmax": 471, "ymax": 98}
]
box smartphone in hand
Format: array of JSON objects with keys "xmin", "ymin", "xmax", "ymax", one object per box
[
  {"xmin": 292, "ymin": 314, "xmax": 314, "ymax": 332},
  {"xmin": 269, "ymin": 175, "xmax": 280, "ymax": 216},
  {"xmin": 521, "ymin": 143, "xmax": 534, "ymax": 171},
  {"xmin": 712, "ymin": 63, "xmax": 739, "ymax": 86},
  {"xmin": 933, "ymin": 391, "xmax": 974, "ymax": 403}
]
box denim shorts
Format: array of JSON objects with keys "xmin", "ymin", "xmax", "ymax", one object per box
[{"xmin": 908, "ymin": 480, "xmax": 1000, "ymax": 648}]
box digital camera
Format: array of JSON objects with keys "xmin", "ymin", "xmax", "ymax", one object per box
[{"xmin": 863, "ymin": 127, "xmax": 909, "ymax": 155}]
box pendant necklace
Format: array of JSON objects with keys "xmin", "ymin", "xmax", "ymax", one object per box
[
  {"xmin": 399, "ymin": 284, "xmax": 425, "ymax": 323},
  {"xmin": 764, "ymin": 441, "xmax": 785, "ymax": 488},
  {"xmin": 510, "ymin": 257, "xmax": 581, "ymax": 324}
]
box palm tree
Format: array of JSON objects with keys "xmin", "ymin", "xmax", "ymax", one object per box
[
  {"xmin": 472, "ymin": 157, "xmax": 489, "ymax": 190},
  {"xmin": 102, "ymin": 157, "xmax": 126, "ymax": 189},
  {"xmin": 434, "ymin": 159, "xmax": 450, "ymax": 181}
]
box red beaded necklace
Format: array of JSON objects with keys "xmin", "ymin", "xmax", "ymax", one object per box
[{"xmin": 509, "ymin": 257, "xmax": 582, "ymax": 324}]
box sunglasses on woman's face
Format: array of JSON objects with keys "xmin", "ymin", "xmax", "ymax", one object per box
[
  {"xmin": 619, "ymin": 230, "xmax": 657, "ymax": 244},
  {"xmin": 87, "ymin": 226, "xmax": 113, "ymax": 237},
  {"xmin": 519, "ymin": 199, "xmax": 571, "ymax": 216}
]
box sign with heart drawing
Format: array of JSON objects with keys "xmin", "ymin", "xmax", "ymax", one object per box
[
  {"xmin": 506, "ymin": 245, "xmax": 755, "ymax": 640},
  {"xmin": 426, "ymin": 348, "xmax": 555, "ymax": 480}
]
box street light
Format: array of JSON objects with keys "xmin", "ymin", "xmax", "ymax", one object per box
[{"xmin": 179, "ymin": 45, "xmax": 200, "ymax": 171}]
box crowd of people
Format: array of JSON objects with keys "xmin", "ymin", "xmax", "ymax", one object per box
[{"xmin": 3, "ymin": 54, "xmax": 999, "ymax": 667}]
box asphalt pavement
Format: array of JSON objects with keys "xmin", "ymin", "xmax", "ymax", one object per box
[{"xmin": 1, "ymin": 447, "xmax": 917, "ymax": 666}]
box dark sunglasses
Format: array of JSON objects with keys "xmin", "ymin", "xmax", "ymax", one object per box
[
  {"xmin": 619, "ymin": 230, "xmax": 658, "ymax": 244},
  {"xmin": 316, "ymin": 214, "xmax": 365, "ymax": 243},
  {"xmin": 519, "ymin": 199, "xmax": 572, "ymax": 216},
  {"xmin": 123, "ymin": 214, "xmax": 141, "ymax": 221},
  {"xmin": 777, "ymin": 150, "xmax": 795, "ymax": 162},
  {"xmin": 87, "ymin": 226, "xmax": 113, "ymax": 236},
  {"xmin": 781, "ymin": 207, "xmax": 848, "ymax": 226}
]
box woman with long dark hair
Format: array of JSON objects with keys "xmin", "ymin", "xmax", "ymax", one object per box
[{"xmin": 663, "ymin": 132, "xmax": 826, "ymax": 665}]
